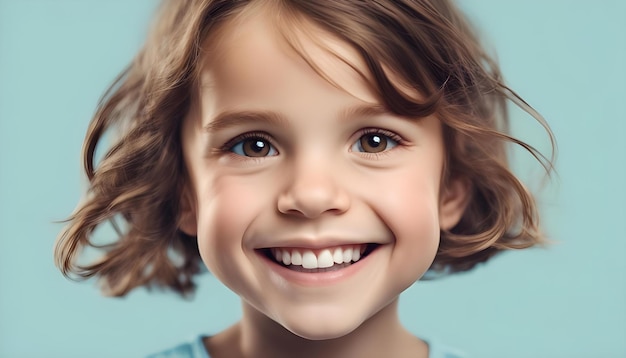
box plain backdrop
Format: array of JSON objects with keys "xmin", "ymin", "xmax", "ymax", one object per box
[{"xmin": 1, "ymin": 1, "xmax": 625, "ymax": 357}]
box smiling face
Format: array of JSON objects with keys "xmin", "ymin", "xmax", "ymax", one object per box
[{"xmin": 179, "ymin": 7, "xmax": 468, "ymax": 340}]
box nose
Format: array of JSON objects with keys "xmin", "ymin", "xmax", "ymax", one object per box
[{"xmin": 277, "ymin": 158, "xmax": 351, "ymax": 219}]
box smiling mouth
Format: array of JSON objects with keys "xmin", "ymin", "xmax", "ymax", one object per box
[{"xmin": 260, "ymin": 244, "xmax": 380, "ymax": 273}]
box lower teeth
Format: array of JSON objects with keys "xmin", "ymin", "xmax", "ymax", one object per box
[{"xmin": 286, "ymin": 262, "xmax": 352, "ymax": 272}]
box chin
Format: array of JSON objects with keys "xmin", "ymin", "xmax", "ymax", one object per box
[
  {"xmin": 285, "ymin": 324, "xmax": 358, "ymax": 341},
  {"xmin": 276, "ymin": 310, "xmax": 365, "ymax": 341}
]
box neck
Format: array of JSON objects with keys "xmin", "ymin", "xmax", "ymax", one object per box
[{"xmin": 209, "ymin": 298, "xmax": 428, "ymax": 358}]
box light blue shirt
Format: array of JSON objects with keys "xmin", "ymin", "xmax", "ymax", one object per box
[{"xmin": 147, "ymin": 335, "xmax": 466, "ymax": 358}]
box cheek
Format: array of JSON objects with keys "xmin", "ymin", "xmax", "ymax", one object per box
[
  {"xmin": 194, "ymin": 175, "xmax": 272, "ymax": 280},
  {"xmin": 377, "ymin": 165, "xmax": 441, "ymax": 233},
  {"xmin": 374, "ymin": 168, "xmax": 441, "ymax": 285}
]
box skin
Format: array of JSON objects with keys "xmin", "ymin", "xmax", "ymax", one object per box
[{"xmin": 179, "ymin": 6, "xmax": 468, "ymax": 358}]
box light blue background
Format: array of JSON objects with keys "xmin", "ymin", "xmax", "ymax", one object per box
[{"xmin": 1, "ymin": 1, "xmax": 624, "ymax": 357}]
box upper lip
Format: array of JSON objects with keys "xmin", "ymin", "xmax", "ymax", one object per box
[{"xmin": 252, "ymin": 235, "xmax": 389, "ymax": 250}]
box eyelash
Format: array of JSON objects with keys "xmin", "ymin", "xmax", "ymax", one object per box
[
  {"xmin": 221, "ymin": 131, "xmax": 277, "ymax": 154},
  {"xmin": 220, "ymin": 128, "xmax": 405, "ymax": 158},
  {"xmin": 221, "ymin": 131, "xmax": 270, "ymax": 147},
  {"xmin": 357, "ymin": 128, "xmax": 404, "ymax": 144}
]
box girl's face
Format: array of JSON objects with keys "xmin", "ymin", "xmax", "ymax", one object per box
[{"xmin": 180, "ymin": 10, "xmax": 467, "ymax": 340}]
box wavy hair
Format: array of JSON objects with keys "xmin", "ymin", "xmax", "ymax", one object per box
[{"xmin": 55, "ymin": 0, "xmax": 555, "ymax": 296}]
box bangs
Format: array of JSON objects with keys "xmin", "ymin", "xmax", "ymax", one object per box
[{"xmin": 267, "ymin": 0, "xmax": 443, "ymax": 119}]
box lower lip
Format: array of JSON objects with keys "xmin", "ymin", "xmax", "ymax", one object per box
[{"xmin": 258, "ymin": 248, "xmax": 379, "ymax": 286}]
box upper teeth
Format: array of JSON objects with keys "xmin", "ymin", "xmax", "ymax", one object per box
[{"xmin": 271, "ymin": 245, "xmax": 365, "ymax": 269}]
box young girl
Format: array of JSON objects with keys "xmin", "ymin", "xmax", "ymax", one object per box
[{"xmin": 55, "ymin": 0, "xmax": 553, "ymax": 357}]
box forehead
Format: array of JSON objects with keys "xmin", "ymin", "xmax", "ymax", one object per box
[{"xmin": 197, "ymin": 4, "xmax": 378, "ymax": 106}]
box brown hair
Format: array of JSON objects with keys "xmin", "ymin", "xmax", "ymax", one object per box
[{"xmin": 55, "ymin": 0, "xmax": 555, "ymax": 296}]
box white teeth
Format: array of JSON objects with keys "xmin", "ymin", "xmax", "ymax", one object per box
[
  {"xmin": 317, "ymin": 249, "xmax": 334, "ymax": 268},
  {"xmin": 352, "ymin": 247, "xmax": 360, "ymax": 262},
  {"xmin": 282, "ymin": 250, "xmax": 291, "ymax": 265},
  {"xmin": 343, "ymin": 247, "xmax": 353, "ymax": 263},
  {"xmin": 302, "ymin": 251, "xmax": 317, "ymax": 269},
  {"xmin": 291, "ymin": 251, "xmax": 302, "ymax": 265},
  {"xmin": 332, "ymin": 248, "xmax": 343, "ymax": 264},
  {"xmin": 270, "ymin": 245, "xmax": 369, "ymax": 270}
]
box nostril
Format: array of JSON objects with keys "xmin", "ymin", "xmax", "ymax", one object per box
[{"xmin": 276, "ymin": 179, "xmax": 351, "ymax": 219}]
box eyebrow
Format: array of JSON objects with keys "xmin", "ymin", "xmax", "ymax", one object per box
[
  {"xmin": 202, "ymin": 110, "xmax": 288, "ymax": 133},
  {"xmin": 202, "ymin": 103, "xmax": 389, "ymax": 133},
  {"xmin": 339, "ymin": 103, "xmax": 388, "ymax": 120}
]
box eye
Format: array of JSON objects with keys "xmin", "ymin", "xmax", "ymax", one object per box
[
  {"xmin": 351, "ymin": 130, "xmax": 399, "ymax": 153},
  {"xmin": 229, "ymin": 135, "xmax": 278, "ymax": 157}
]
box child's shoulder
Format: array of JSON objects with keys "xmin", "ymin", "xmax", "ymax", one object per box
[
  {"xmin": 146, "ymin": 336, "xmax": 210, "ymax": 358},
  {"xmin": 424, "ymin": 337, "xmax": 468, "ymax": 358},
  {"xmin": 146, "ymin": 335, "xmax": 467, "ymax": 358}
]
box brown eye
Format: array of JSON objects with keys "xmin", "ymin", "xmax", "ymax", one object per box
[
  {"xmin": 358, "ymin": 134, "xmax": 387, "ymax": 153},
  {"xmin": 351, "ymin": 131, "xmax": 399, "ymax": 154},
  {"xmin": 230, "ymin": 137, "xmax": 278, "ymax": 157},
  {"xmin": 242, "ymin": 138, "xmax": 269, "ymax": 157},
  {"xmin": 359, "ymin": 134, "xmax": 387, "ymax": 153}
]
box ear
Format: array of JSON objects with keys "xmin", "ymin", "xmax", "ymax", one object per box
[
  {"xmin": 178, "ymin": 185, "xmax": 198, "ymax": 236},
  {"xmin": 439, "ymin": 177, "xmax": 471, "ymax": 231}
]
